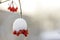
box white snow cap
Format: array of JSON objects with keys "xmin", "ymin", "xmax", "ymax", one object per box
[{"xmin": 13, "ymin": 18, "xmax": 27, "ymax": 31}]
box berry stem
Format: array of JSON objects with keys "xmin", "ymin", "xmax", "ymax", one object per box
[{"xmin": 19, "ymin": 0, "xmax": 22, "ymax": 18}]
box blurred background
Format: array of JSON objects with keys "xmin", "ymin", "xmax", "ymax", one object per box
[{"xmin": 0, "ymin": 0, "xmax": 60, "ymax": 40}]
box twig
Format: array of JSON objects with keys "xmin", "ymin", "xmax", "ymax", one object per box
[
  {"xmin": 0, "ymin": 0, "xmax": 9, "ymax": 4},
  {"xmin": 19, "ymin": 0, "xmax": 22, "ymax": 18}
]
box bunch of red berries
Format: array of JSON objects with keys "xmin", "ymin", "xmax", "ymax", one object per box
[{"xmin": 8, "ymin": 1, "xmax": 18, "ymax": 12}]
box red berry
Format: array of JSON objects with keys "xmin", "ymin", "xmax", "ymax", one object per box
[
  {"xmin": 8, "ymin": 6, "xmax": 18, "ymax": 12},
  {"xmin": 13, "ymin": 29, "xmax": 28, "ymax": 37},
  {"xmin": 13, "ymin": 30, "xmax": 17, "ymax": 35}
]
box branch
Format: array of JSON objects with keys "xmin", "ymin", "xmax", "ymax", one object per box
[{"xmin": 0, "ymin": 0, "xmax": 9, "ymax": 4}]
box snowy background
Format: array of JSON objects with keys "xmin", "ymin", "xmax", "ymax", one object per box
[{"xmin": 0, "ymin": 0, "xmax": 60, "ymax": 40}]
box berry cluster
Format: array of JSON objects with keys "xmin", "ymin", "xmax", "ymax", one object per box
[
  {"xmin": 13, "ymin": 29, "xmax": 28, "ymax": 37},
  {"xmin": 8, "ymin": 6, "xmax": 18, "ymax": 12}
]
